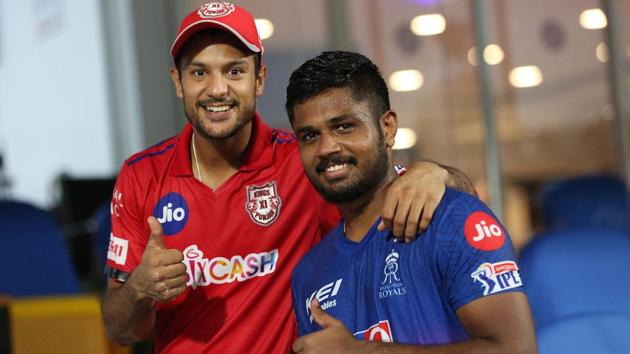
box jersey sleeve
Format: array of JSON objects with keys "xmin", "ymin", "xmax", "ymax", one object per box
[
  {"xmin": 434, "ymin": 191, "xmax": 524, "ymax": 310},
  {"xmin": 104, "ymin": 163, "xmax": 149, "ymax": 282}
]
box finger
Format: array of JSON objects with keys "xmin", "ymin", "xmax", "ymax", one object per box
[
  {"xmin": 161, "ymin": 262, "xmax": 188, "ymax": 279},
  {"xmin": 160, "ymin": 249, "xmax": 185, "ymax": 265},
  {"xmin": 404, "ymin": 198, "xmax": 425, "ymax": 242},
  {"xmin": 310, "ymin": 298, "xmax": 341, "ymax": 329},
  {"xmin": 391, "ymin": 197, "xmax": 412, "ymax": 240},
  {"xmin": 147, "ymin": 216, "xmax": 166, "ymax": 249},
  {"xmin": 380, "ymin": 184, "xmax": 399, "ymax": 232},
  {"xmin": 418, "ymin": 199, "xmax": 437, "ymax": 233},
  {"xmin": 163, "ymin": 273, "xmax": 188, "ymax": 290},
  {"xmin": 292, "ymin": 337, "xmax": 304, "ymax": 353}
]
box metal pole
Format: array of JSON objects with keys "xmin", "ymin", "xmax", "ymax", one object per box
[
  {"xmin": 601, "ymin": 0, "xmax": 630, "ymax": 194},
  {"xmin": 471, "ymin": 0, "xmax": 504, "ymax": 219}
]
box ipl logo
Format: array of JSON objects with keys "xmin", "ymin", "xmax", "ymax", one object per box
[{"xmin": 471, "ymin": 261, "xmax": 522, "ymax": 296}]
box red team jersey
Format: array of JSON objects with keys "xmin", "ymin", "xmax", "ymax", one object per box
[{"xmin": 105, "ymin": 114, "xmax": 340, "ymax": 353}]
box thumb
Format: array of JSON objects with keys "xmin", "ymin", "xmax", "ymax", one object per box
[
  {"xmin": 377, "ymin": 219, "xmax": 385, "ymax": 231},
  {"xmin": 147, "ymin": 216, "xmax": 166, "ymax": 249},
  {"xmin": 310, "ymin": 298, "xmax": 340, "ymax": 329}
]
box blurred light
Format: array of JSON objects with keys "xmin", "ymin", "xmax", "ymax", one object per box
[
  {"xmin": 393, "ymin": 128, "xmax": 417, "ymax": 150},
  {"xmin": 509, "ymin": 66, "xmax": 543, "ymax": 88},
  {"xmin": 389, "ymin": 70, "xmax": 424, "ymax": 92},
  {"xmin": 467, "ymin": 47, "xmax": 478, "ymax": 66},
  {"xmin": 255, "ymin": 19, "xmax": 274, "ymax": 40},
  {"xmin": 596, "ymin": 42, "xmax": 609, "ymax": 62},
  {"xmin": 410, "ymin": 14, "xmax": 446, "ymax": 36},
  {"xmin": 579, "ymin": 8, "xmax": 607, "ymax": 30},
  {"xmin": 484, "ymin": 44, "xmax": 504, "ymax": 65},
  {"xmin": 467, "ymin": 44, "xmax": 504, "ymax": 66}
]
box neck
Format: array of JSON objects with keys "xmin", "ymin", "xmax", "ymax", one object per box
[
  {"xmin": 339, "ymin": 167, "xmax": 397, "ymax": 243},
  {"xmin": 191, "ymin": 121, "xmax": 253, "ymax": 189}
]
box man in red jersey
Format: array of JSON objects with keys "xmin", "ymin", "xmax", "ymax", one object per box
[{"xmin": 101, "ymin": 3, "xmax": 476, "ymax": 353}]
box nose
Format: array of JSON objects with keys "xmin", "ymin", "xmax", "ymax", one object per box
[
  {"xmin": 316, "ymin": 132, "xmax": 341, "ymax": 159},
  {"xmin": 204, "ymin": 72, "xmax": 229, "ymax": 98}
]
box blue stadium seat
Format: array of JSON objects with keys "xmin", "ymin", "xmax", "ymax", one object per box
[
  {"xmin": 0, "ymin": 200, "xmax": 80, "ymax": 297},
  {"xmin": 519, "ymin": 175, "xmax": 630, "ymax": 331},
  {"xmin": 537, "ymin": 313, "xmax": 630, "ymax": 354},
  {"xmin": 91, "ymin": 201, "xmax": 112, "ymax": 271}
]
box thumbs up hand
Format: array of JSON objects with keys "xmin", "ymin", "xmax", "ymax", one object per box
[
  {"xmin": 292, "ymin": 299, "xmax": 366, "ymax": 354},
  {"xmin": 126, "ymin": 216, "xmax": 188, "ymax": 303}
]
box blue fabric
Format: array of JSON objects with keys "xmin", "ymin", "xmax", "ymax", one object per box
[
  {"xmin": 0, "ymin": 200, "xmax": 79, "ymax": 297},
  {"xmin": 292, "ymin": 189, "xmax": 523, "ymax": 345},
  {"xmin": 537, "ymin": 313, "xmax": 630, "ymax": 354}
]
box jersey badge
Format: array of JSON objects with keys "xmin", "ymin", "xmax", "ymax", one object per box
[
  {"xmin": 197, "ymin": 2, "xmax": 235, "ymax": 19},
  {"xmin": 153, "ymin": 192, "xmax": 189, "ymax": 236},
  {"xmin": 353, "ymin": 320, "xmax": 394, "ymax": 342},
  {"xmin": 111, "ymin": 188, "xmax": 124, "ymax": 217},
  {"xmin": 378, "ymin": 249, "xmax": 407, "ymax": 299},
  {"xmin": 464, "ymin": 211, "xmax": 505, "ymax": 251},
  {"xmin": 245, "ymin": 181, "xmax": 282, "ymax": 226},
  {"xmin": 471, "ymin": 260, "xmax": 522, "ymax": 296},
  {"xmin": 107, "ymin": 234, "xmax": 128, "ymax": 265}
]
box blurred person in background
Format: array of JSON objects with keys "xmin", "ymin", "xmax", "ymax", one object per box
[
  {"xmin": 287, "ymin": 51, "xmax": 536, "ymax": 354},
  {"xmin": 100, "ymin": 2, "xmax": 476, "ymax": 353}
]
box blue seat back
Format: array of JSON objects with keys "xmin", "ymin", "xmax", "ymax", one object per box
[{"xmin": 0, "ymin": 200, "xmax": 80, "ymax": 297}]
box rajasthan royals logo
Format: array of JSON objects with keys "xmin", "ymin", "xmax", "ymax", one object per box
[
  {"xmin": 197, "ymin": 2, "xmax": 235, "ymax": 18},
  {"xmin": 245, "ymin": 181, "xmax": 282, "ymax": 226},
  {"xmin": 382, "ymin": 250, "xmax": 400, "ymax": 285}
]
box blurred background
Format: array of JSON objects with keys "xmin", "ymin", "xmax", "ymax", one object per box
[{"xmin": 0, "ymin": 0, "xmax": 629, "ymax": 353}]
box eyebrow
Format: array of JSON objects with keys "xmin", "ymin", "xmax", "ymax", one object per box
[
  {"xmin": 294, "ymin": 114, "xmax": 354, "ymax": 135},
  {"xmin": 186, "ymin": 58, "xmax": 251, "ymax": 69}
]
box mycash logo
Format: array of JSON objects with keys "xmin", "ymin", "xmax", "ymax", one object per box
[{"xmin": 153, "ymin": 192, "xmax": 189, "ymax": 235}]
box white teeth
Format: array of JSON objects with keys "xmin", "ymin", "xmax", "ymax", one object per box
[
  {"xmin": 205, "ymin": 105, "xmax": 230, "ymax": 112},
  {"xmin": 325, "ymin": 164, "xmax": 346, "ymax": 173}
]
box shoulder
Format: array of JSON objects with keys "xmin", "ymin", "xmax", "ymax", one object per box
[
  {"xmin": 432, "ymin": 188, "xmax": 494, "ymax": 230},
  {"xmin": 123, "ymin": 134, "xmax": 179, "ymax": 172}
]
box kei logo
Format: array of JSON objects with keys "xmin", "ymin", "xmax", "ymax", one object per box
[
  {"xmin": 197, "ymin": 2, "xmax": 235, "ymax": 18},
  {"xmin": 153, "ymin": 192, "xmax": 189, "ymax": 236},
  {"xmin": 353, "ymin": 321, "xmax": 394, "ymax": 343},
  {"xmin": 245, "ymin": 181, "xmax": 282, "ymax": 226}
]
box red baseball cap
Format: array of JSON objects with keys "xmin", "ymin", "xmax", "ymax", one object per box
[{"xmin": 171, "ymin": 2, "xmax": 264, "ymax": 65}]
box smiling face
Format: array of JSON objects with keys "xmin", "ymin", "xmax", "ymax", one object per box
[
  {"xmin": 170, "ymin": 30, "xmax": 266, "ymax": 140},
  {"xmin": 292, "ymin": 87, "xmax": 397, "ymax": 204}
]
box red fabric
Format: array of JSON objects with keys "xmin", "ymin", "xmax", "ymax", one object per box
[{"xmin": 107, "ymin": 114, "xmax": 339, "ymax": 353}]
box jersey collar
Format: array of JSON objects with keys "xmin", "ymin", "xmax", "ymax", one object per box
[{"xmin": 169, "ymin": 113, "xmax": 274, "ymax": 176}]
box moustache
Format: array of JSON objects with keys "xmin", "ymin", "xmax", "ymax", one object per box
[
  {"xmin": 316, "ymin": 155, "xmax": 357, "ymax": 173},
  {"xmin": 199, "ymin": 98, "xmax": 238, "ymax": 106}
]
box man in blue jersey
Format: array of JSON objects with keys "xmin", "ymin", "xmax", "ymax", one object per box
[{"xmin": 286, "ymin": 51, "xmax": 537, "ymax": 353}]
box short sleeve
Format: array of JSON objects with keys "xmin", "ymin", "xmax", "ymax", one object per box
[
  {"xmin": 434, "ymin": 192, "xmax": 524, "ymax": 310},
  {"xmin": 104, "ymin": 163, "xmax": 149, "ymax": 282}
]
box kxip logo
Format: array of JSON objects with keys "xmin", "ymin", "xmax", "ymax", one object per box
[{"xmin": 153, "ymin": 192, "xmax": 189, "ymax": 235}]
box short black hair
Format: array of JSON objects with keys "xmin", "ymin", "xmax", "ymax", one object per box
[
  {"xmin": 285, "ymin": 51, "xmax": 390, "ymax": 124},
  {"xmin": 175, "ymin": 29, "xmax": 261, "ymax": 76}
]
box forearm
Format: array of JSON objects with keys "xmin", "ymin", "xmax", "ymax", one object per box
[
  {"xmin": 102, "ymin": 281, "xmax": 156, "ymax": 345},
  {"xmin": 430, "ymin": 161, "xmax": 478, "ymax": 197}
]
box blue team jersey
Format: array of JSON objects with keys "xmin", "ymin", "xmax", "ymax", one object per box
[{"xmin": 291, "ymin": 188, "xmax": 524, "ymax": 345}]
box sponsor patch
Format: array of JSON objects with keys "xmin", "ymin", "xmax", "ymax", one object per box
[
  {"xmin": 153, "ymin": 192, "xmax": 189, "ymax": 236},
  {"xmin": 110, "ymin": 188, "xmax": 123, "ymax": 217},
  {"xmin": 305, "ymin": 279, "xmax": 342, "ymax": 323},
  {"xmin": 107, "ymin": 234, "xmax": 128, "ymax": 265},
  {"xmin": 245, "ymin": 181, "xmax": 282, "ymax": 226},
  {"xmin": 197, "ymin": 2, "xmax": 235, "ymax": 18},
  {"xmin": 184, "ymin": 245, "xmax": 279, "ymax": 288},
  {"xmin": 471, "ymin": 261, "xmax": 522, "ymax": 296},
  {"xmin": 354, "ymin": 321, "xmax": 394, "ymax": 343},
  {"xmin": 464, "ymin": 211, "xmax": 505, "ymax": 251}
]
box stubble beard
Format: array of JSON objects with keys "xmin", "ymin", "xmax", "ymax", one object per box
[
  {"xmin": 308, "ymin": 135, "xmax": 390, "ymax": 204},
  {"xmin": 183, "ymin": 96, "xmax": 255, "ymax": 140}
]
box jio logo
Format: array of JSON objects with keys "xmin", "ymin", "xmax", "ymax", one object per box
[{"xmin": 153, "ymin": 192, "xmax": 189, "ymax": 236}]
